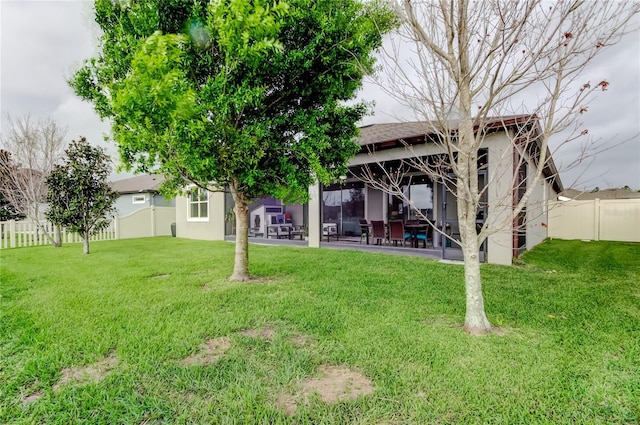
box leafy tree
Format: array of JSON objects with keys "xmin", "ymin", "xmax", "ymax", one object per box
[
  {"xmin": 71, "ymin": 0, "xmax": 394, "ymax": 280},
  {"xmin": 45, "ymin": 137, "xmax": 117, "ymax": 254},
  {"xmin": 362, "ymin": 0, "xmax": 638, "ymax": 334}
]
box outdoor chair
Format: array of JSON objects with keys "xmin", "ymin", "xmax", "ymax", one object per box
[
  {"xmin": 404, "ymin": 219, "xmax": 419, "ymax": 243},
  {"xmin": 370, "ymin": 220, "xmax": 386, "ymax": 245},
  {"xmin": 267, "ymin": 225, "xmax": 291, "ymax": 239},
  {"xmin": 248, "ymin": 224, "xmax": 264, "ymax": 238},
  {"xmin": 414, "ymin": 223, "xmax": 433, "ymax": 248},
  {"xmin": 322, "ymin": 223, "xmax": 338, "ymax": 242},
  {"xmin": 388, "ymin": 220, "xmax": 407, "ymax": 247},
  {"xmin": 289, "ymin": 224, "xmax": 305, "ymax": 240},
  {"xmin": 359, "ymin": 219, "xmax": 371, "ymax": 244}
]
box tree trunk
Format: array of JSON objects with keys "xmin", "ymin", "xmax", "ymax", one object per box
[
  {"xmin": 83, "ymin": 237, "xmax": 90, "ymax": 254},
  {"xmin": 32, "ymin": 218, "xmax": 57, "ymax": 247},
  {"xmin": 229, "ymin": 179, "xmax": 250, "ymax": 281},
  {"xmin": 54, "ymin": 225, "xmax": 62, "ymax": 247},
  {"xmin": 459, "ymin": 215, "xmax": 492, "ymax": 334},
  {"xmin": 455, "ymin": 4, "xmax": 492, "ymax": 334}
]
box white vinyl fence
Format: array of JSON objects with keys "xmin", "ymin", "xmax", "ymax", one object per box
[
  {"xmin": 548, "ymin": 198, "xmax": 640, "ymax": 243},
  {"xmin": 0, "ymin": 206, "xmax": 176, "ymax": 249},
  {"xmin": 0, "ymin": 219, "xmax": 116, "ymax": 249}
]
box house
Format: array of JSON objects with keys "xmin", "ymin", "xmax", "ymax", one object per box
[
  {"xmin": 111, "ymin": 174, "xmax": 175, "ymax": 216},
  {"xmin": 175, "ymin": 115, "xmax": 562, "ymax": 265},
  {"xmin": 110, "ymin": 174, "xmax": 176, "ymax": 238}
]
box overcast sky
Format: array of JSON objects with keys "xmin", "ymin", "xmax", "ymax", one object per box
[{"xmin": 1, "ymin": 1, "xmax": 639, "ymax": 189}]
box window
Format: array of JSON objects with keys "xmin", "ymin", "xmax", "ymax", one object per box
[
  {"xmin": 387, "ymin": 175, "xmax": 434, "ymax": 222},
  {"xmin": 132, "ymin": 195, "xmax": 146, "ymax": 204},
  {"xmin": 188, "ymin": 188, "xmax": 209, "ymax": 220},
  {"xmin": 322, "ymin": 182, "xmax": 365, "ymax": 236}
]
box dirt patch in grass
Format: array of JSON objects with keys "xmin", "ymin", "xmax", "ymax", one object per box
[
  {"xmin": 21, "ymin": 390, "xmax": 45, "ymax": 405},
  {"xmin": 180, "ymin": 337, "xmax": 230, "ymax": 366},
  {"xmin": 276, "ymin": 364, "xmax": 374, "ymax": 415},
  {"xmin": 239, "ymin": 327, "xmax": 276, "ymax": 340},
  {"xmin": 52, "ymin": 353, "xmax": 118, "ymax": 392},
  {"xmin": 150, "ymin": 274, "xmax": 171, "ymax": 279},
  {"xmin": 288, "ymin": 333, "xmax": 313, "ymax": 347}
]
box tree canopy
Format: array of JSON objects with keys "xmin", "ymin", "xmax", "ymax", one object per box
[
  {"xmin": 71, "ymin": 0, "xmax": 394, "ymax": 279},
  {"xmin": 45, "ymin": 137, "xmax": 117, "ymax": 254}
]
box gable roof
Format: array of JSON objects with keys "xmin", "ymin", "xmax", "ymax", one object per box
[{"xmin": 110, "ymin": 174, "xmax": 165, "ymax": 194}]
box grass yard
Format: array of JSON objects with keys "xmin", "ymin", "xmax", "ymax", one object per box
[{"xmin": 1, "ymin": 238, "xmax": 638, "ymax": 424}]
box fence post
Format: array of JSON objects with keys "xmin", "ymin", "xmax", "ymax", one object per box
[
  {"xmin": 594, "ymin": 198, "xmax": 600, "ymax": 241},
  {"xmin": 114, "ymin": 216, "xmax": 120, "ymax": 240},
  {"xmin": 9, "ymin": 220, "xmax": 16, "ymax": 248},
  {"xmin": 151, "ymin": 206, "xmax": 156, "ymax": 237}
]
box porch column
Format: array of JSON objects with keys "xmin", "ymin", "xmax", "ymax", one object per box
[
  {"xmin": 485, "ymin": 140, "xmax": 514, "ymax": 265},
  {"xmin": 308, "ymin": 181, "xmax": 321, "ymax": 247}
]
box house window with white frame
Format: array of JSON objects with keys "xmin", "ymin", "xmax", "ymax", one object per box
[{"xmin": 188, "ymin": 188, "xmax": 209, "ymax": 220}]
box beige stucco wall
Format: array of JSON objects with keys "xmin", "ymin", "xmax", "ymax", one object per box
[
  {"xmin": 175, "ymin": 191, "xmax": 226, "ymax": 240},
  {"xmin": 548, "ymin": 199, "xmax": 640, "ymax": 242},
  {"xmin": 525, "ymin": 177, "xmax": 554, "ymax": 250},
  {"xmin": 524, "ymin": 149, "xmax": 557, "ymax": 250},
  {"xmin": 116, "ymin": 206, "xmax": 176, "ymax": 239},
  {"xmin": 483, "ymin": 133, "xmax": 515, "ymax": 266}
]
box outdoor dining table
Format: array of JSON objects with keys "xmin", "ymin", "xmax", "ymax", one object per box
[{"xmin": 404, "ymin": 223, "xmax": 430, "ymax": 248}]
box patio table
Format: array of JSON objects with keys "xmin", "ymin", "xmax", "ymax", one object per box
[{"xmin": 404, "ymin": 223, "xmax": 429, "ymax": 248}]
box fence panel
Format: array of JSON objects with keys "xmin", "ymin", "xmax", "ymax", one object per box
[
  {"xmin": 0, "ymin": 219, "xmax": 117, "ymax": 249},
  {"xmin": 548, "ymin": 199, "xmax": 640, "ymax": 243}
]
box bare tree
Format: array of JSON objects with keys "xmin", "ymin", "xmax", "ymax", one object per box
[
  {"xmin": 0, "ymin": 115, "xmax": 67, "ymax": 246},
  {"xmin": 359, "ymin": 0, "xmax": 639, "ymax": 334}
]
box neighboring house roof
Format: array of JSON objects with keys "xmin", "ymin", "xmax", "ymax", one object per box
[
  {"xmin": 560, "ymin": 188, "xmax": 640, "ymax": 200},
  {"xmin": 357, "ymin": 115, "xmax": 563, "ymax": 193},
  {"xmin": 110, "ymin": 174, "xmax": 165, "ymax": 194}
]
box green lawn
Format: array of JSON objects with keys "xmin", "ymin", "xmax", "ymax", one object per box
[{"xmin": 1, "ymin": 238, "xmax": 638, "ymax": 424}]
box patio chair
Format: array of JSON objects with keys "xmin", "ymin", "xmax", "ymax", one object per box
[
  {"xmin": 359, "ymin": 219, "xmax": 371, "ymax": 244},
  {"xmin": 388, "ymin": 220, "xmax": 407, "ymax": 247},
  {"xmin": 322, "ymin": 223, "xmax": 338, "ymax": 242},
  {"xmin": 267, "ymin": 225, "xmax": 291, "ymax": 239},
  {"xmin": 370, "ymin": 220, "xmax": 386, "ymax": 245},
  {"xmin": 289, "ymin": 224, "xmax": 304, "ymax": 240},
  {"xmin": 414, "ymin": 223, "xmax": 433, "ymax": 248},
  {"xmin": 404, "ymin": 219, "xmax": 418, "ymax": 243}
]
